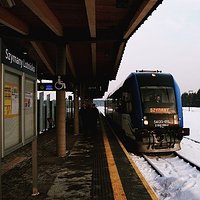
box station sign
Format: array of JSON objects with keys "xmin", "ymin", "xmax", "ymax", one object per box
[
  {"xmin": 1, "ymin": 43, "xmax": 37, "ymax": 77},
  {"xmin": 87, "ymin": 85, "xmax": 102, "ymax": 98}
]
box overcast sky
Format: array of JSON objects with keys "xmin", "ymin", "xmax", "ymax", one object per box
[{"xmin": 105, "ymin": 0, "xmax": 200, "ymax": 98}]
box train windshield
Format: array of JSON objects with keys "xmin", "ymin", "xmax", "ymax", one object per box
[{"xmin": 140, "ymin": 86, "xmax": 177, "ymax": 114}]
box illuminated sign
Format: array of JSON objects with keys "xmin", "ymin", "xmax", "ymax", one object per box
[
  {"xmin": 150, "ymin": 107, "xmax": 170, "ymax": 113},
  {"xmin": 38, "ymin": 83, "xmax": 54, "ymax": 91},
  {"xmin": 37, "ymin": 82, "xmax": 66, "ymax": 91},
  {"xmin": 38, "ymin": 76, "xmax": 67, "ymax": 91},
  {"xmin": 45, "ymin": 84, "xmax": 54, "ymax": 91}
]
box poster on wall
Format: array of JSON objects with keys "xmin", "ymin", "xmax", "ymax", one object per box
[
  {"xmin": 4, "ymin": 83, "xmax": 19, "ymax": 118},
  {"xmin": 25, "ymin": 92, "xmax": 33, "ymax": 108}
]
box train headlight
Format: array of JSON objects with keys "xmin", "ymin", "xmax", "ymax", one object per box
[
  {"xmin": 143, "ymin": 116, "xmax": 149, "ymax": 125},
  {"xmin": 174, "ymin": 114, "xmax": 179, "ymax": 125}
]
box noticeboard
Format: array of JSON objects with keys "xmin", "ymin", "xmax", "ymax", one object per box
[{"xmin": 0, "ymin": 39, "xmax": 37, "ymax": 157}]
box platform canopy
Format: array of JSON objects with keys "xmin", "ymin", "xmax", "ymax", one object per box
[{"xmin": 0, "ymin": 0, "xmax": 163, "ymax": 97}]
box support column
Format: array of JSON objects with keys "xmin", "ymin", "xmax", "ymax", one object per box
[
  {"xmin": 74, "ymin": 86, "xmax": 79, "ymax": 135},
  {"xmin": 32, "ymin": 137, "xmax": 39, "ymax": 196},
  {"xmin": 56, "ymin": 46, "xmax": 66, "ymax": 157},
  {"xmin": 0, "ymin": 38, "xmax": 2, "ymax": 199},
  {"xmin": 80, "ymin": 82, "xmax": 86, "ymax": 104}
]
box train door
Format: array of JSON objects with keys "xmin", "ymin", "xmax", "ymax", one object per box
[{"xmin": 121, "ymin": 92, "xmax": 135, "ymax": 139}]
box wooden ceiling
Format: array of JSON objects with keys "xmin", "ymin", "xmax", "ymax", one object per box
[{"xmin": 0, "ymin": 0, "xmax": 163, "ymax": 97}]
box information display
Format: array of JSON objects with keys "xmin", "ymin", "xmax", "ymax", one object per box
[
  {"xmin": 4, "ymin": 71, "xmax": 21, "ymax": 151},
  {"xmin": 38, "ymin": 75, "xmax": 67, "ymax": 91},
  {"xmin": 4, "ymin": 82, "xmax": 19, "ymax": 117},
  {"xmin": 24, "ymin": 78, "xmax": 36, "ymax": 141},
  {"xmin": 1, "ymin": 40, "xmax": 37, "ymax": 157}
]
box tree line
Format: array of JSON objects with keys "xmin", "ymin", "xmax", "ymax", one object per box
[{"xmin": 182, "ymin": 90, "xmax": 200, "ymax": 107}]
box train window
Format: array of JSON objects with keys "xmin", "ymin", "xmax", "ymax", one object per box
[
  {"xmin": 122, "ymin": 92, "xmax": 132, "ymax": 113},
  {"xmin": 126, "ymin": 102, "xmax": 132, "ymax": 113},
  {"xmin": 116, "ymin": 98, "xmax": 123, "ymax": 113},
  {"xmin": 106, "ymin": 99, "xmax": 113, "ymax": 113},
  {"xmin": 140, "ymin": 86, "xmax": 176, "ymax": 114}
]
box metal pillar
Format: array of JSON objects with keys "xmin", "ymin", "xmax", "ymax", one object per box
[
  {"xmin": 74, "ymin": 86, "xmax": 79, "ymax": 135},
  {"xmin": 56, "ymin": 46, "xmax": 66, "ymax": 157}
]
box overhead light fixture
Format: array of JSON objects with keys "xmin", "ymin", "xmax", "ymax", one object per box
[{"xmin": 0, "ymin": 0, "xmax": 16, "ymax": 8}]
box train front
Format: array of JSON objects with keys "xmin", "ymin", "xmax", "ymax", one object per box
[{"xmin": 136, "ymin": 72, "xmax": 189, "ymax": 152}]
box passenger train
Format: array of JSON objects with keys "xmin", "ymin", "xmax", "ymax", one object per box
[{"xmin": 105, "ymin": 70, "xmax": 189, "ymax": 153}]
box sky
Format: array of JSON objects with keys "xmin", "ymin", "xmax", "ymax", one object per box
[
  {"xmin": 105, "ymin": 0, "xmax": 200, "ymax": 98},
  {"xmin": 130, "ymin": 107, "xmax": 200, "ymax": 200}
]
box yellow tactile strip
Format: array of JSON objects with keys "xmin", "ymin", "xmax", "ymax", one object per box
[
  {"xmin": 115, "ymin": 136, "xmax": 158, "ymax": 200},
  {"xmin": 101, "ymin": 116, "xmax": 158, "ymax": 200},
  {"xmin": 101, "ymin": 122, "xmax": 127, "ymax": 200}
]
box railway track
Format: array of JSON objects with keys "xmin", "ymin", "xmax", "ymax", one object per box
[
  {"xmin": 142, "ymin": 152, "xmax": 200, "ymax": 178},
  {"xmin": 183, "ymin": 136, "xmax": 200, "ymax": 144},
  {"xmin": 174, "ymin": 151, "xmax": 200, "ymax": 171},
  {"xmin": 130, "ymin": 151, "xmax": 200, "ymax": 200}
]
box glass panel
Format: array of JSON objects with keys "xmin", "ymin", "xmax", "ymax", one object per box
[
  {"xmin": 4, "ymin": 72, "xmax": 21, "ymax": 149},
  {"xmin": 25, "ymin": 78, "xmax": 36, "ymax": 139},
  {"xmin": 140, "ymin": 86, "xmax": 177, "ymax": 114}
]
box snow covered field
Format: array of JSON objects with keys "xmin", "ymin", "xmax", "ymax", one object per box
[{"xmin": 131, "ymin": 107, "xmax": 200, "ymax": 200}]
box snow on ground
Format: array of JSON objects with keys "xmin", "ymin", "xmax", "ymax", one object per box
[
  {"xmin": 131, "ymin": 107, "xmax": 200, "ymax": 200},
  {"xmin": 182, "ymin": 107, "xmax": 200, "ymax": 141},
  {"xmin": 98, "ymin": 106, "xmax": 200, "ymax": 199}
]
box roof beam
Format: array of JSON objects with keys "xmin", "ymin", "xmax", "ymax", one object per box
[
  {"xmin": 123, "ymin": 0, "xmax": 158, "ymax": 39},
  {"xmin": 84, "ymin": 0, "xmax": 96, "ymax": 77},
  {"xmin": 84, "ymin": 0, "xmax": 96, "ymax": 37},
  {"xmin": 0, "ymin": 6, "xmax": 29, "ymax": 35},
  {"xmin": 91, "ymin": 43, "xmax": 96, "ymax": 76},
  {"xmin": 31, "ymin": 41, "xmax": 56, "ymax": 75},
  {"xmin": 21, "ymin": 0, "xmax": 63, "ymax": 36},
  {"xmin": 66, "ymin": 45, "xmax": 76, "ymax": 78}
]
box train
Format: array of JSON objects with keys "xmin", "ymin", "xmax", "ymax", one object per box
[{"xmin": 105, "ymin": 70, "xmax": 189, "ymax": 153}]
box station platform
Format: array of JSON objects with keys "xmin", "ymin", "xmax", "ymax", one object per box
[{"xmin": 2, "ymin": 116, "xmax": 157, "ymax": 200}]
